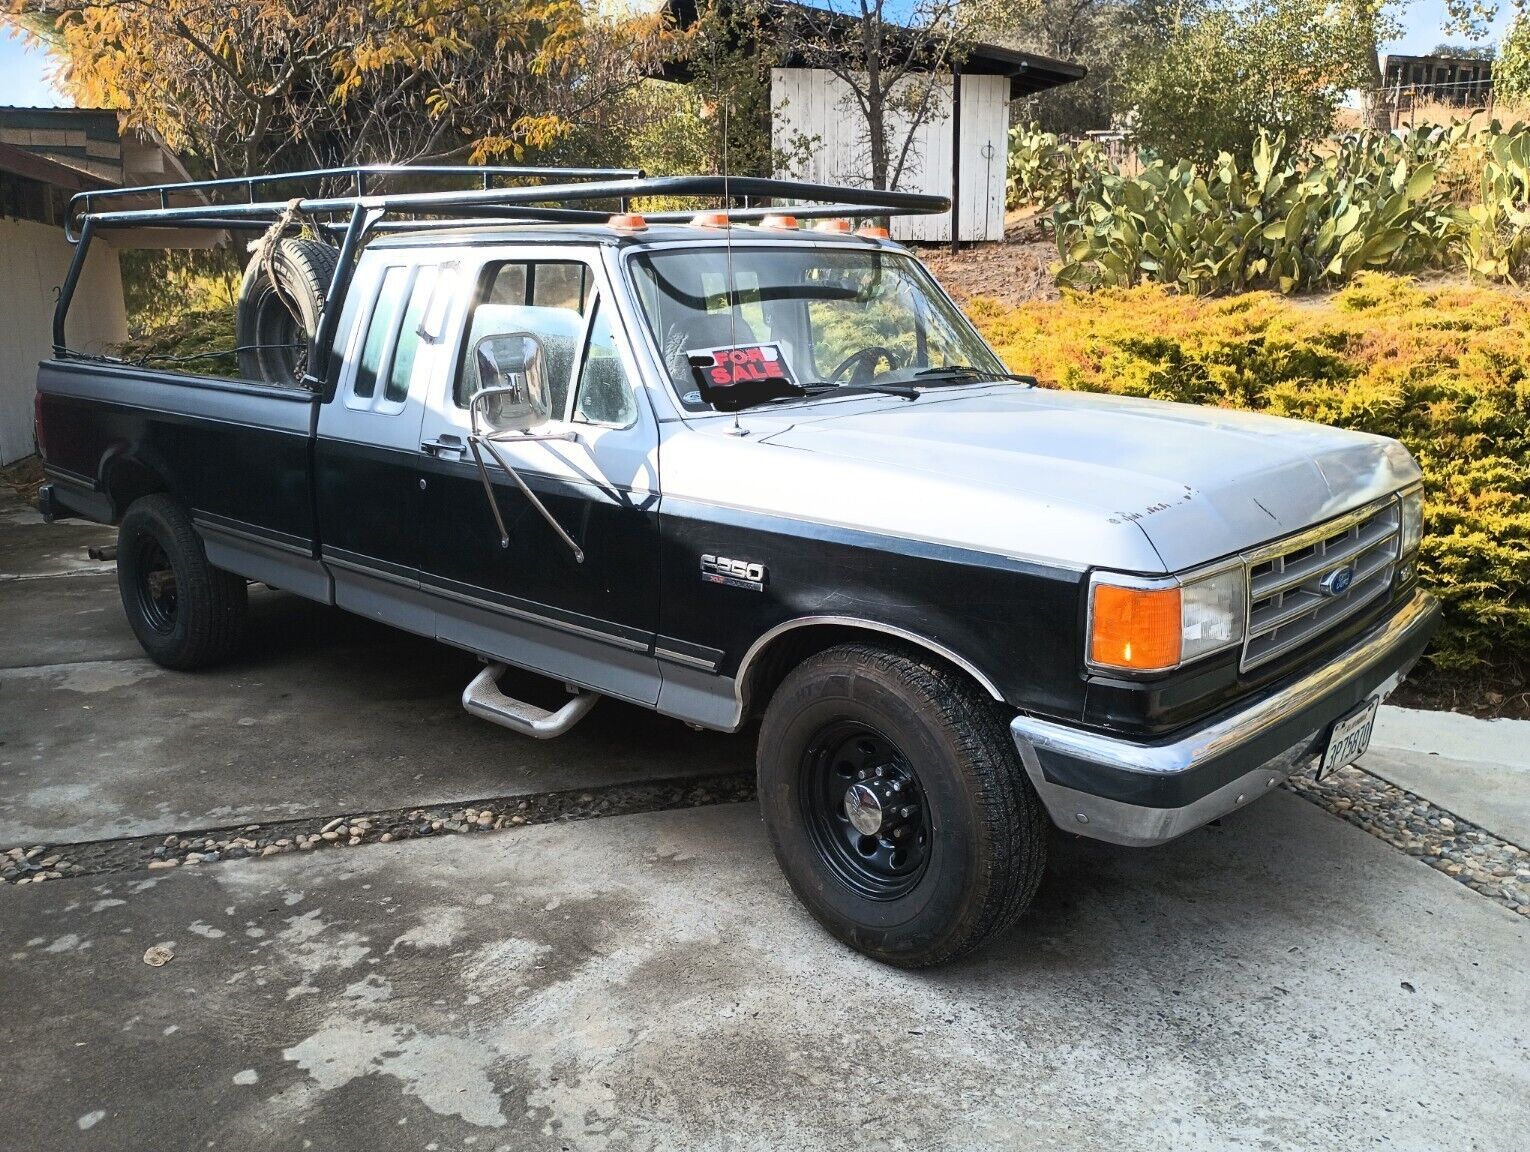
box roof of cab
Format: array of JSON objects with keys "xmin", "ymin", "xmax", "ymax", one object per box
[{"xmin": 367, "ymin": 220, "xmax": 901, "ymax": 251}]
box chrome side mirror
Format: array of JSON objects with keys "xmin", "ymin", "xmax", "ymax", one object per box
[
  {"xmin": 470, "ymin": 332, "xmax": 553, "ymax": 437},
  {"xmin": 463, "ymin": 331, "xmax": 583, "ymax": 563}
]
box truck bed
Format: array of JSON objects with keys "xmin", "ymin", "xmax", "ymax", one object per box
[{"xmin": 36, "ymin": 359, "xmax": 329, "ymax": 601}]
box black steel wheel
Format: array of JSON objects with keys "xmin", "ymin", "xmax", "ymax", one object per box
[
  {"xmin": 758, "ymin": 642, "xmax": 1048, "ymax": 967},
  {"xmin": 116, "ymin": 494, "xmax": 248, "ymax": 670},
  {"xmin": 801, "ymin": 722, "xmax": 931, "ymax": 900},
  {"xmin": 129, "ymin": 533, "xmax": 179, "ymax": 633}
]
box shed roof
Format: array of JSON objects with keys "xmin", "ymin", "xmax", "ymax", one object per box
[{"xmin": 658, "ymin": 1, "xmax": 1085, "ymax": 100}]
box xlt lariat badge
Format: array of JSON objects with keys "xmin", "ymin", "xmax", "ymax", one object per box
[{"xmin": 701, "ymin": 554, "xmax": 767, "ymax": 592}]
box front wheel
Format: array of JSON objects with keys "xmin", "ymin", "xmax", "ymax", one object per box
[
  {"xmin": 757, "ymin": 643, "xmax": 1047, "ymax": 967},
  {"xmin": 117, "ymin": 494, "xmax": 248, "ymax": 670}
]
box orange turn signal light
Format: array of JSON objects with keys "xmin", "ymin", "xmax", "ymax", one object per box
[
  {"xmin": 814, "ymin": 218, "xmax": 852, "ymax": 233},
  {"xmin": 1089, "ymin": 583, "xmax": 1182, "ymax": 672},
  {"xmin": 760, "ymin": 214, "xmax": 799, "ymax": 229},
  {"xmin": 691, "ymin": 211, "xmax": 731, "ymax": 228},
  {"xmin": 857, "ymin": 224, "xmax": 891, "ymax": 239},
  {"xmin": 607, "ymin": 213, "xmax": 647, "ymax": 230}
]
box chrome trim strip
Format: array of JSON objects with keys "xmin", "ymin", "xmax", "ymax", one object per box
[
  {"xmin": 655, "ymin": 646, "xmax": 720, "ymax": 672},
  {"xmin": 194, "ymin": 515, "xmax": 313, "ymax": 557},
  {"xmin": 733, "ymin": 616, "xmax": 1006, "ymax": 721},
  {"xmin": 42, "ymin": 463, "xmax": 96, "ymax": 489},
  {"xmin": 426, "ymin": 581, "xmax": 652, "ymax": 653},
  {"xmin": 323, "ymin": 551, "xmax": 413, "ymax": 584},
  {"xmin": 1013, "ymin": 590, "xmax": 1436, "ymax": 780},
  {"xmin": 1241, "ymin": 493, "xmax": 1399, "ymax": 567},
  {"xmin": 321, "ymin": 551, "xmax": 652, "ymax": 654}
]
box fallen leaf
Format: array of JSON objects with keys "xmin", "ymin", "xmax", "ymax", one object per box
[{"xmin": 143, "ymin": 944, "xmax": 174, "ymax": 968}]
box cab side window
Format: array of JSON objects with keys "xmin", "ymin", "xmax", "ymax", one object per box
[
  {"xmin": 458, "ymin": 260, "xmax": 592, "ymax": 410},
  {"xmin": 347, "ymin": 263, "xmax": 437, "ymax": 413},
  {"xmin": 572, "ymin": 300, "xmax": 637, "ymax": 427}
]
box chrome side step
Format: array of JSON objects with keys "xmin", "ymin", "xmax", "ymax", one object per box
[{"xmin": 461, "ymin": 663, "xmax": 599, "ymax": 739}]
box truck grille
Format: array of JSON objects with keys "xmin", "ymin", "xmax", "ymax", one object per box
[{"xmin": 1241, "ymin": 498, "xmax": 1401, "ymax": 672}]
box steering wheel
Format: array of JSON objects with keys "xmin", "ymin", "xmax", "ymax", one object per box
[{"xmin": 828, "ymin": 345, "xmax": 901, "ymax": 384}]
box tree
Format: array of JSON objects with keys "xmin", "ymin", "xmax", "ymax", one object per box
[
  {"xmin": 680, "ymin": 0, "xmax": 779, "ymax": 177},
  {"xmin": 1120, "ymin": 0, "xmax": 1373, "ymax": 165},
  {"xmin": 997, "ymin": 0, "xmax": 1167, "ymax": 135},
  {"xmin": 12, "ymin": 0, "xmax": 676, "ymax": 178},
  {"xmin": 1498, "ymin": 10, "xmax": 1530, "ymax": 104},
  {"xmin": 775, "ymin": 0, "xmax": 980, "ymax": 191}
]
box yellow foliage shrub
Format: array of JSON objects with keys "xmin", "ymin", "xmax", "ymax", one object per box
[{"xmin": 966, "ymin": 273, "xmax": 1530, "ymax": 677}]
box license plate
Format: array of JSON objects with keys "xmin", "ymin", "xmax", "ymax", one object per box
[{"xmin": 1318, "ymin": 697, "xmax": 1379, "ymax": 779}]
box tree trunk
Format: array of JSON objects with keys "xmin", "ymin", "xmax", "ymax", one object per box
[{"xmin": 1351, "ymin": 2, "xmax": 1393, "ymax": 132}]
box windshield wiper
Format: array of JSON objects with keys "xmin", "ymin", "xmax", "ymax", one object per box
[
  {"xmin": 911, "ymin": 366, "xmax": 1038, "ymax": 387},
  {"xmin": 786, "ymin": 382, "xmax": 920, "ymax": 402}
]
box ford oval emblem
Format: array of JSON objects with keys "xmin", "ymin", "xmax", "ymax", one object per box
[{"xmin": 1321, "ymin": 566, "xmax": 1356, "ymax": 597}]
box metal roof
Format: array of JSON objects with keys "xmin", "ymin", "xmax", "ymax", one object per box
[{"xmin": 656, "ymin": 1, "xmax": 1086, "ymax": 99}]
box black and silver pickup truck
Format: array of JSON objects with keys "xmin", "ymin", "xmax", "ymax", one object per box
[{"xmin": 35, "ymin": 169, "xmax": 1439, "ymax": 966}]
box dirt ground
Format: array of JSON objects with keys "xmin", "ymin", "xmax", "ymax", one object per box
[{"xmin": 914, "ymin": 213, "xmax": 1060, "ymax": 308}]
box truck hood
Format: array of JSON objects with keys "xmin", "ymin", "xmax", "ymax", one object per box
[{"xmin": 669, "ymin": 385, "xmax": 1419, "ymax": 574}]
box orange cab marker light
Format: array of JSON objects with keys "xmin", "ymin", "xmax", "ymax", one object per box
[
  {"xmin": 760, "ymin": 214, "xmax": 799, "ymax": 229},
  {"xmin": 857, "ymin": 224, "xmax": 891, "ymax": 239},
  {"xmin": 1089, "ymin": 583, "xmax": 1181, "ymax": 672},
  {"xmin": 814, "ymin": 218, "xmax": 853, "ymax": 233},
  {"xmin": 691, "ymin": 211, "xmax": 731, "ymax": 228},
  {"xmin": 608, "ymin": 213, "xmax": 647, "ymax": 230}
]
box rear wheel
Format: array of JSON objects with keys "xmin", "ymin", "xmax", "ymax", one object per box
[
  {"xmin": 757, "ymin": 643, "xmax": 1047, "ymax": 967},
  {"xmin": 117, "ymin": 495, "xmax": 247, "ymax": 669}
]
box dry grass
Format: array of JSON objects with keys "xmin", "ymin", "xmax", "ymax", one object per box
[{"xmin": 1336, "ymin": 100, "xmax": 1530, "ymax": 133}]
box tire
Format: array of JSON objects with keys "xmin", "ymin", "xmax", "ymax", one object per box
[
  {"xmin": 116, "ymin": 494, "xmax": 248, "ymax": 670},
  {"xmin": 235, "ymin": 238, "xmax": 337, "ymax": 387},
  {"xmin": 757, "ymin": 643, "xmax": 1047, "ymax": 967}
]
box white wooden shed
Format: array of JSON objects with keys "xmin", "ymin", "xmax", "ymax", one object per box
[{"xmin": 769, "ymin": 43, "xmax": 1085, "ymax": 244}]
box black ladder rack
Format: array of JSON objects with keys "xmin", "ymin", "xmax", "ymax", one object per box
[{"xmin": 55, "ymin": 165, "xmax": 951, "ymax": 383}]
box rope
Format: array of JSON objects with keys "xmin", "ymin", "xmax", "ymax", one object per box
[{"xmin": 246, "ymin": 197, "xmax": 309, "ymax": 323}]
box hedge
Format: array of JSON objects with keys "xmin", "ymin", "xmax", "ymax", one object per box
[{"xmin": 966, "ymin": 272, "xmax": 1530, "ymax": 678}]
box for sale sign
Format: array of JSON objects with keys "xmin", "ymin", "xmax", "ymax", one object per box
[{"xmin": 687, "ymin": 343, "xmax": 804, "ymax": 410}]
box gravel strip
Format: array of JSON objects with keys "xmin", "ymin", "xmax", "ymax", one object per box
[
  {"xmin": 1287, "ymin": 765, "xmax": 1530, "ymax": 918},
  {"xmin": 7, "ymin": 756, "xmax": 1525, "ymax": 923},
  {"xmin": 1, "ymin": 771, "xmax": 756, "ymax": 886}
]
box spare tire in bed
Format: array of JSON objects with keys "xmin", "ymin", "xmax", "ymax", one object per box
[{"xmin": 235, "ymin": 238, "xmax": 338, "ymax": 387}]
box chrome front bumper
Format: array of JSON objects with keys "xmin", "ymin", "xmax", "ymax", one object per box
[{"xmin": 1010, "ymin": 590, "xmax": 1440, "ymax": 847}]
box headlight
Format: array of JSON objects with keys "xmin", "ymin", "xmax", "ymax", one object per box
[
  {"xmin": 1088, "ymin": 565, "xmax": 1245, "ymax": 674},
  {"xmin": 1399, "ymin": 487, "xmax": 1424, "ymax": 557}
]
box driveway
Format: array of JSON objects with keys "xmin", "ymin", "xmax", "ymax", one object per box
[{"xmin": 1, "ymin": 487, "xmax": 1526, "ymax": 1151}]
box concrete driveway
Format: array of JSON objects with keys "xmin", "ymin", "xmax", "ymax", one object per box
[{"xmin": 2, "ymin": 487, "xmax": 1526, "ymax": 1151}]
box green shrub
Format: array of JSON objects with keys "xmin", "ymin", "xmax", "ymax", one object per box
[
  {"xmin": 966, "ymin": 273, "xmax": 1530, "ymax": 679},
  {"xmin": 1047, "ymin": 121, "xmax": 1530, "ymax": 295},
  {"xmin": 115, "ymin": 308, "xmax": 239, "ymax": 377},
  {"xmin": 1461, "ymin": 126, "xmax": 1530, "ymax": 284},
  {"xmin": 1006, "ymin": 125, "xmax": 1110, "ymax": 211},
  {"xmin": 1053, "ymin": 131, "xmax": 1464, "ymax": 295}
]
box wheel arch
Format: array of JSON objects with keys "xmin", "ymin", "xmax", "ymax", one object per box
[
  {"xmin": 100, "ymin": 448, "xmax": 171, "ymax": 522},
  {"xmin": 736, "ymin": 617, "xmax": 1005, "ymax": 723}
]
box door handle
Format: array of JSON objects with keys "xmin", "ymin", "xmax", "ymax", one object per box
[{"xmin": 421, "ymin": 434, "xmax": 465, "ymax": 459}]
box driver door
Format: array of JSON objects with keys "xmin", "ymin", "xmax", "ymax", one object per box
[{"xmin": 414, "ymin": 249, "xmax": 663, "ymax": 705}]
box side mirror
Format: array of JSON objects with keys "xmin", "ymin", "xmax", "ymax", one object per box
[{"xmin": 470, "ymin": 332, "xmax": 551, "ymax": 435}]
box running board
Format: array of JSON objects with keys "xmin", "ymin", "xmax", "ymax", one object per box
[{"xmin": 461, "ymin": 663, "xmax": 599, "ymax": 739}]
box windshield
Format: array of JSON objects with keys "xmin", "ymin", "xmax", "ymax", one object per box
[{"xmin": 628, "ymin": 246, "xmax": 1007, "ymax": 410}]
